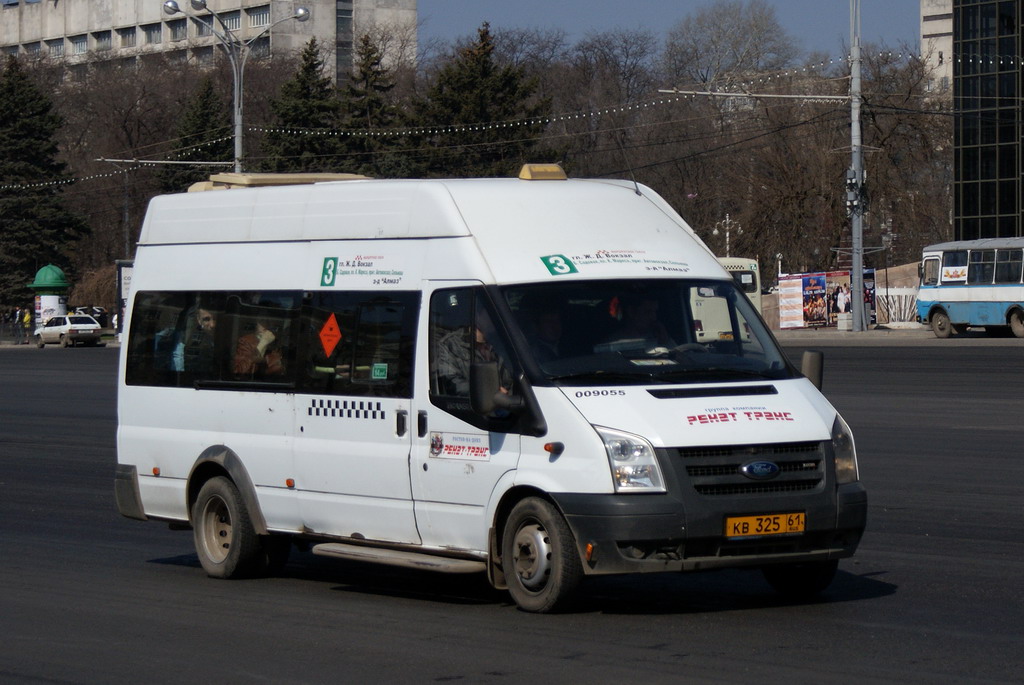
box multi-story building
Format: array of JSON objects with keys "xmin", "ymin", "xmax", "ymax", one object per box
[
  {"xmin": 921, "ymin": 0, "xmax": 953, "ymax": 93},
  {"xmin": 0, "ymin": 0, "xmax": 417, "ymax": 81},
  {"xmin": 952, "ymin": 0, "xmax": 1020, "ymax": 240}
]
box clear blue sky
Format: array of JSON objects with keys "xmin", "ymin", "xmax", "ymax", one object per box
[{"xmin": 417, "ymin": 1, "xmax": 921, "ymax": 57}]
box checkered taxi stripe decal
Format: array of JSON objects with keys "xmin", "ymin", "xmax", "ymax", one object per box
[{"xmin": 307, "ymin": 399, "xmax": 385, "ymax": 420}]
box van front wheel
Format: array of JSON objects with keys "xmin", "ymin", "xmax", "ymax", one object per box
[
  {"xmin": 192, "ymin": 476, "xmax": 263, "ymax": 579},
  {"xmin": 502, "ymin": 497, "xmax": 582, "ymax": 613}
]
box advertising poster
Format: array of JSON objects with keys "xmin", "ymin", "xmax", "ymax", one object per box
[
  {"xmin": 825, "ymin": 271, "xmax": 851, "ymax": 326},
  {"xmin": 778, "ymin": 269, "xmax": 877, "ymax": 329},
  {"xmin": 779, "ymin": 277, "xmax": 805, "ymax": 329},
  {"xmin": 802, "ymin": 274, "xmax": 828, "ymax": 327}
]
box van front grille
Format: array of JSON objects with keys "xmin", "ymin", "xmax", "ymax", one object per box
[{"xmin": 673, "ymin": 441, "xmax": 826, "ymax": 496}]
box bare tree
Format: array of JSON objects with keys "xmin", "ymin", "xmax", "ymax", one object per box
[{"xmin": 662, "ymin": 0, "xmax": 800, "ymax": 89}]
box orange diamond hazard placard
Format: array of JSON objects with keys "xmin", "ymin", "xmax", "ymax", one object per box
[{"xmin": 319, "ymin": 313, "xmax": 342, "ymax": 357}]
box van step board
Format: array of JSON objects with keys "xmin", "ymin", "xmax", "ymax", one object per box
[{"xmin": 312, "ymin": 542, "xmax": 486, "ymax": 574}]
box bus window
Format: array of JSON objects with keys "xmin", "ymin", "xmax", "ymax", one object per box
[
  {"xmin": 994, "ymin": 249, "xmax": 1023, "ymax": 284},
  {"xmin": 941, "ymin": 250, "xmax": 968, "ymax": 284},
  {"xmin": 921, "ymin": 258, "xmax": 940, "ymax": 286},
  {"xmin": 968, "ymin": 250, "xmax": 995, "ymax": 285}
]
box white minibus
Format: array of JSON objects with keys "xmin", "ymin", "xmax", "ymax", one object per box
[{"xmin": 115, "ymin": 166, "xmax": 866, "ymax": 612}]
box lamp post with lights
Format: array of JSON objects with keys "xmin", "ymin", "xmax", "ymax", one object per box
[{"xmin": 162, "ymin": 0, "xmax": 310, "ymax": 173}]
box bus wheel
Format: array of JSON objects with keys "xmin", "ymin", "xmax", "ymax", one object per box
[
  {"xmin": 931, "ymin": 311, "xmax": 953, "ymax": 338},
  {"xmin": 502, "ymin": 497, "xmax": 582, "ymax": 613},
  {"xmin": 192, "ymin": 476, "xmax": 263, "ymax": 579},
  {"xmin": 762, "ymin": 559, "xmax": 838, "ymax": 599},
  {"xmin": 1011, "ymin": 310, "xmax": 1024, "ymax": 338}
]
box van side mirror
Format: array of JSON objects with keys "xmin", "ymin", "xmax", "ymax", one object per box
[
  {"xmin": 801, "ymin": 350, "xmax": 823, "ymax": 390},
  {"xmin": 470, "ymin": 362, "xmax": 524, "ymax": 414}
]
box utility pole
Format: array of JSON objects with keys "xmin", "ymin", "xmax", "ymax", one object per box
[{"xmin": 848, "ymin": 0, "xmax": 867, "ymax": 331}]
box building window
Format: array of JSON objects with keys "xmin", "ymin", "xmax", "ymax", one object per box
[
  {"xmin": 168, "ymin": 18, "xmax": 187, "ymax": 42},
  {"xmin": 23, "ymin": 42, "xmax": 41, "ymax": 56},
  {"xmin": 193, "ymin": 17, "xmax": 213, "ymax": 37},
  {"xmin": 143, "ymin": 23, "xmax": 162, "ymax": 45},
  {"xmin": 193, "ymin": 45, "xmax": 214, "ymax": 65},
  {"xmin": 46, "ymin": 39, "xmax": 64, "ymax": 57},
  {"xmin": 221, "ymin": 11, "xmax": 241, "ymax": 31},
  {"xmin": 118, "ymin": 27, "xmax": 136, "ymax": 48},
  {"xmin": 248, "ymin": 5, "xmax": 270, "ymax": 28},
  {"xmin": 70, "ymin": 35, "xmax": 88, "ymax": 55},
  {"xmin": 93, "ymin": 31, "xmax": 112, "ymax": 52},
  {"xmin": 250, "ymin": 36, "xmax": 270, "ymax": 60}
]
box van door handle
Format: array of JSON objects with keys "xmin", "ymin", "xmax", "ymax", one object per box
[
  {"xmin": 396, "ymin": 410, "xmax": 408, "ymax": 437},
  {"xmin": 417, "ymin": 410, "xmax": 428, "ymax": 438}
]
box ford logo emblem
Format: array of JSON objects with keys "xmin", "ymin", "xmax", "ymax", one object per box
[{"xmin": 740, "ymin": 460, "xmax": 781, "ymax": 480}]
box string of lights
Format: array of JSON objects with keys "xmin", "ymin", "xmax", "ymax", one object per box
[{"xmin": 0, "ymin": 49, "xmax": 963, "ymax": 192}]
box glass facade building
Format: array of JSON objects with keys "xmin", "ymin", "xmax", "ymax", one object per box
[{"xmin": 954, "ymin": 0, "xmax": 1021, "ymax": 239}]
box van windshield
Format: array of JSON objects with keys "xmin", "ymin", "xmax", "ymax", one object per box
[{"xmin": 502, "ymin": 278, "xmax": 793, "ymax": 385}]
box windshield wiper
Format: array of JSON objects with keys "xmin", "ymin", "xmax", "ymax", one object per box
[
  {"xmin": 545, "ymin": 370, "xmax": 664, "ymax": 384},
  {"xmin": 654, "ymin": 367, "xmax": 783, "ymax": 382}
]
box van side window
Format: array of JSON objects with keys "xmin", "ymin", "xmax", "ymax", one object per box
[
  {"xmin": 300, "ymin": 292, "xmax": 418, "ymax": 398},
  {"xmin": 429, "ymin": 288, "xmax": 518, "ymax": 430}
]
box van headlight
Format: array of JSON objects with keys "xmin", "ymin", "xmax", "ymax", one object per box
[
  {"xmin": 832, "ymin": 414, "xmax": 859, "ymax": 484},
  {"xmin": 595, "ymin": 426, "xmax": 666, "ymax": 493}
]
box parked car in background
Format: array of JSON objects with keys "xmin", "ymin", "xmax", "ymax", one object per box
[{"xmin": 35, "ymin": 315, "xmax": 103, "ymax": 348}]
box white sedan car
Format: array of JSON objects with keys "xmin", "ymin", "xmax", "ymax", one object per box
[{"xmin": 34, "ymin": 315, "xmax": 103, "ymax": 348}]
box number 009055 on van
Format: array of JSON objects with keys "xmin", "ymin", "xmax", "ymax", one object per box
[{"xmin": 114, "ymin": 166, "xmax": 866, "ymax": 613}]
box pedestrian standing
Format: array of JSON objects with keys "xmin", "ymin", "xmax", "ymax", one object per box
[
  {"xmin": 21, "ymin": 306, "xmax": 32, "ymax": 344},
  {"xmin": 13, "ymin": 307, "xmax": 24, "ymax": 344}
]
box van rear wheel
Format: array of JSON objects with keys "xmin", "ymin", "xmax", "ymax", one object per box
[
  {"xmin": 192, "ymin": 476, "xmax": 263, "ymax": 579},
  {"xmin": 502, "ymin": 497, "xmax": 582, "ymax": 613},
  {"xmin": 762, "ymin": 559, "xmax": 838, "ymax": 599}
]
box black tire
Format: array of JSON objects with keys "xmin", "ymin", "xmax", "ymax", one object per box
[
  {"xmin": 36, "ymin": 335, "xmax": 44, "ymax": 349},
  {"xmin": 762, "ymin": 559, "xmax": 838, "ymax": 599},
  {"xmin": 192, "ymin": 476, "xmax": 264, "ymax": 579},
  {"xmin": 1011, "ymin": 310, "xmax": 1024, "ymax": 339},
  {"xmin": 501, "ymin": 497, "xmax": 582, "ymax": 613},
  {"xmin": 930, "ymin": 311, "xmax": 952, "ymax": 339}
]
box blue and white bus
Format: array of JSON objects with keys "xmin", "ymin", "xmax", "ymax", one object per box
[{"xmin": 917, "ymin": 238, "xmax": 1024, "ymax": 338}]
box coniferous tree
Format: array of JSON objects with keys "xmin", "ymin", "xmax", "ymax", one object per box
[
  {"xmin": 260, "ymin": 39, "xmax": 344, "ymax": 172},
  {"xmin": 159, "ymin": 76, "xmax": 233, "ymax": 193},
  {"xmin": 0, "ymin": 56, "xmax": 87, "ymax": 305},
  {"xmin": 412, "ymin": 23, "xmax": 552, "ymax": 177},
  {"xmin": 338, "ymin": 34, "xmax": 404, "ymax": 177}
]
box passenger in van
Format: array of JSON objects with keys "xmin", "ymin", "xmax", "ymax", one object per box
[
  {"xmin": 234, "ymin": 320, "xmax": 284, "ymax": 377},
  {"xmin": 176, "ymin": 306, "xmax": 218, "ymax": 376},
  {"xmin": 436, "ymin": 326, "xmax": 498, "ymax": 396},
  {"xmin": 527, "ymin": 303, "xmax": 563, "ymax": 364},
  {"xmin": 605, "ymin": 294, "xmax": 675, "ymax": 348}
]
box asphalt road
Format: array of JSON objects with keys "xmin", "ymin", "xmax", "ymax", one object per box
[{"xmin": 0, "ymin": 342, "xmax": 1021, "ymax": 684}]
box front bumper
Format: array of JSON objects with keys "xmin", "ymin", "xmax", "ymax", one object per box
[{"xmin": 551, "ymin": 482, "xmax": 867, "ymax": 575}]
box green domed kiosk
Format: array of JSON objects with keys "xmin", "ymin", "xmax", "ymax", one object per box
[{"xmin": 27, "ymin": 264, "xmax": 70, "ymax": 328}]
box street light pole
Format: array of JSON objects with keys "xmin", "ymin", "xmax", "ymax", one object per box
[
  {"xmin": 713, "ymin": 214, "xmax": 742, "ymax": 258},
  {"xmin": 162, "ymin": 0, "xmax": 310, "ymax": 173}
]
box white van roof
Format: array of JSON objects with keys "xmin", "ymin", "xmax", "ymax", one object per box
[{"xmin": 137, "ymin": 175, "xmax": 725, "ymax": 282}]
